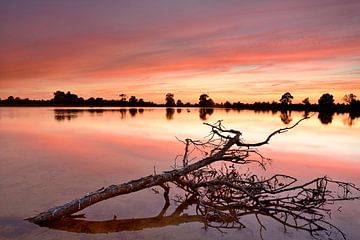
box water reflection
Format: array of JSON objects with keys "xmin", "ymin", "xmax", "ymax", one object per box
[
  {"xmin": 1, "ymin": 107, "xmax": 360, "ymax": 240},
  {"xmin": 38, "ymin": 172, "xmax": 357, "ymax": 240},
  {"xmin": 199, "ymin": 108, "xmax": 214, "ymax": 121},
  {"xmin": 120, "ymin": 108, "xmax": 126, "ymax": 119},
  {"xmin": 279, "ymin": 110, "xmax": 292, "ymax": 125},
  {"xmin": 54, "ymin": 110, "xmax": 79, "ymax": 121},
  {"xmin": 165, "ymin": 108, "xmax": 175, "ymax": 120},
  {"xmin": 41, "ymin": 194, "xmax": 200, "ymax": 233},
  {"xmin": 129, "ymin": 108, "xmax": 138, "ymax": 117},
  {"xmin": 52, "ymin": 108, "xmax": 359, "ymax": 127},
  {"xmin": 318, "ymin": 111, "xmax": 334, "ymax": 125}
]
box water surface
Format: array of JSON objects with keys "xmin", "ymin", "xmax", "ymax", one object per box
[{"xmin": 0, "ymin": 107, "xmax": 359, "ymax": 240}]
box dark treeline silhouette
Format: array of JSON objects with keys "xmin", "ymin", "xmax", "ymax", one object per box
[
  {"xmin": 0, "ymin": 91, "xmax": 157, "ymax": 107},
  {"xmin": 1, "ymin": 91, "xmax": 359, "ymax": 115}
]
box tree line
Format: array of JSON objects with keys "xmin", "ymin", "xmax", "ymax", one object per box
[{"xmin": 0, "ymin": 90, "xmax": 359, "ymax": 113}]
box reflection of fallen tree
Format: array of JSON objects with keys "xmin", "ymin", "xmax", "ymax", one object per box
[
  {"xmin": 40, "ymin": 194, "xmax": 201, "ymax": 233},
  {"xmin": 27, "ymin": 117, "xmax": 360, "ymax": 239}
]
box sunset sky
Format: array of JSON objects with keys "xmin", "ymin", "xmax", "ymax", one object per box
[{"xmin": 0, "ymin": 0, "xmax": 359, "ymax": 103}]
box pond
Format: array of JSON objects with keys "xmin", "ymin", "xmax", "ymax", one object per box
[{"xmin": 0, "ymin": 107, "xmax": 359, "ymax": 240}]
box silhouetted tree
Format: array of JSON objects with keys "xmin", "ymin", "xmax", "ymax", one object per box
[
  {"xmin": 232, "ymin": 101, "xmax": 243, "ymax": 109},
  {"xmin": 128, "ymin": 96, "xmax": 138, "ymax": 106},
  {"xmin": 318, "ymin": 93, "xmax": 334, "ymax": 108},
  {"xmin": 65, "ymin": 91, "xmax": 79, "ymax": 104},
  {"xmin": 119, "ymin": 93, "xmax": 127, "ymax": 102},
  {"xmin": 176, "ymin": 99, "xmax": 184, "ymax": 107},
  {"xmin": 7, "ymin": 96, "xmax": 15, "ymax": 102},
  {"xmin": 53, "ymin": 91, "xmax": 80, "ymax": 105},
  {"xmin": 86, "ymin": 97, "xmax": 96, "ymax": 105},
  {"xmin": 165, "ymin": 93, "xmax": 176, "ymax": 107},
  {"xmin": 279, "ymin": 92, "xmax": 293, "ymax": 105},
  {"xmin": 53, "ymin": 91, "xmax": 66, "ymax": 103},
  {"xmin": 138, "ymin": 98, "xmax": 145, "ymax": 106},
  {"xmin": 302, "ymin": 97, "xmax": 310, "ymax": 105},
  {"xmin": 224, "ymin": 101, "xmax": 232, "ymax": 108},
  {"xmin": 343, "ymin": 93, "xmax": 357, "ymax": 104},
  {"xmin": 199, "ymin": 94, "xmax": 215, "ymax": 107}
]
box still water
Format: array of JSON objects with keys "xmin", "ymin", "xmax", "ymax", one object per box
[{"xmin": 0, "ymin": 107, "xmax": 359, "ymax": 240}]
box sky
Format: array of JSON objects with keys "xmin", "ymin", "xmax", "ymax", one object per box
[{"xmin": 0, "ymin": 0, "xmax": 360, "ymax": 103}]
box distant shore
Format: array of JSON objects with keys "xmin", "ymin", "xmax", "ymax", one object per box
[
  {"xmin": 0, "ymin": 102, "xmax": 359, "ymax": 116},
  {"xmin": 1, "ymin": 91, "xmax": 359, "ymax": 116}
]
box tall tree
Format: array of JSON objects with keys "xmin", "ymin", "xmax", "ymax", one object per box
[
  {"xmin": 128, "ymin": 96, "xmax": 138, "ymax": 106},
  {"xmin": 302, "ymin": 97, "xmax": 310, "ymax": 105},
  {"xmin": 199, "ymin": 94, "xmax": 215, "ymax": 107},
  {"xmin": 279, "ymin": 92, "xmax": 294, "ymax": 105},
  {"xmin": 119, "ymin": 93, "xmax": 127, "ymax": 102},
  {"xmin": 318, "ymin": 93, "xmax": 334, "ymax": 107},
  {"xmin": 176, "ymin": 99, "xmax": 184, "ymax": 107},
  {"xmin": 165, "ymin": 93, "xmax": 176, "ymax": 107},
  {"xmin": 343, "ymin": 93, "xmax": 357, "ymax": 104}
]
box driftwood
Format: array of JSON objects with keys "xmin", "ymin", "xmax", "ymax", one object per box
[{"xmin": 26, "ymin": 118, "xmax": 360, "ymax": 239}]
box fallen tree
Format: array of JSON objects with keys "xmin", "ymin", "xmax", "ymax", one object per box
[{"xmin": 26, "ymin": 118, "xmax": 360, "ymax": 239}]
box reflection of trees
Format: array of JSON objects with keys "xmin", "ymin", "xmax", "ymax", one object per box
[
  {"xmin": 166, "ymin": 108, "xmax": 175, "ymax": 120},
  {"xmin": 343, "ymin": 112, "xmax": 359, "ymax": 127},
  {"xmin": 343, "ymin": 116, "xmax": 355, "ymax": 127},
  {"xmin": 199, "ymin": 108, "xmax": 214, "ymax": 121},
  {"xmin": 318, "ymin": 111, "xmax": 334, "ymax": 125},
  {"xmin": 177, "ymin": 108, "xmax": 182, "ymax": 114},
  {"xmin": 119, "ymin": 109, "xmax": 127, "ymax": 119},
  {"xmin": 54, "ymin": 110, "xmax": 80, "ymax": 121},
  {"xmin": 279, "ymin": 110, "xmax": 292, "ymax": 125},
  {"xmin": 303, "ymin": 110, "xmax": 310, "ymax": 118},
  {"xmin": 129, "ymin": 108, "xmax": 138, "ymax": 117}
]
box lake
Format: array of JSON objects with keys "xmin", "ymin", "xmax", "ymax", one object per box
[{"xmin": 0, "ymin": 107, "xmax": 359, "ymax": 240}]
